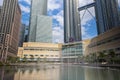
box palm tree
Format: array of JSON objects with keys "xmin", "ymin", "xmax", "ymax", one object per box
[
  {"xmin": 107, "ymin": 50, "xmax": 116, "ymax": 64},
  {"xmin": 98, "ymin": 52, "xmax": 106, "ymax": 63},
  {"xmin": 37, "ymin": 57, "xmax": 41, "ymax": 63},
  {"xmin": 30, "ymin": 55, "xmax": 34, "ymax": 61},
  {"xmin": 23, "ymin": 56, "xmax": 27, "ymax": 62}
]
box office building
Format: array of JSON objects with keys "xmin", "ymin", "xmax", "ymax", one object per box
[
  {"xmin": 0, "ymin": 6, "xmax": 1, "ymax": 16},
  {"xmin": 19, "ymin": 24, "xmax": 25, "ymax": 47},
  {"xmin": 28, "ymin": 0, "xmax": 52, "ymax": 43},
  {"xmin": 17, "ymin": 42, "xmax": 62, "ymax": 61},
  {"xmin": 64, "ymin": 0, "xmax": 81, "ymax": 43},
  {"xmin": 95, "ymin": 0, "xmax": 120, "ymax": 34},
  {"xmin": 0, "ymin": 0, "xmax": 21, "ymax": 61}
]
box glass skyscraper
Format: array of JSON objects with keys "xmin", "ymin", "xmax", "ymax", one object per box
[
  {"xmin": 28, "ymin": 0, "xmax": 52, "ymax": 43},
  {"xmin": 64, "ymin": 0, "xmax": 81, "ymax": 43},
  {"xmin": 95, "ymin": 0, "xmax": 120, "ymax": 34}
]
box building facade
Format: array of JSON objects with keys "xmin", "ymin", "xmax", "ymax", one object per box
[
  {"xmin": 0, "ymin": 6, "xmax": 1, "ymax": 16},
  {"xmin": 17, "ymin": 42, "xmax": 62, "ymax": 61},
  {"xmin": 62, "ymin": 41, "xmax": 83, "ymax": 62},
  {"xmin": 19, "ymin": 24, "xmax": 25, "ymax": 47},
  {"xmin": 85, "ymin": 27, "xmax": 120, "ymax": 56},
  {"xmin": 0, "ymin": 0, "xmax": 21, "ymax": 61},
  {"xmin": 95, "ymin": 0, "xmax": 120, "ymax": 34},
  {"xmin": 64, "ymin": 0, "xmax": 81, "ymax": 43},
  {"xmin": 28, "ymin": 0, "xmax": 52, "ymax": 43}
]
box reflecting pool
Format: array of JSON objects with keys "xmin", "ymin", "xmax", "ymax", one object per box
[{"xmin": 0, "ymin": 64, "xmax": 120, "ymax": 80}]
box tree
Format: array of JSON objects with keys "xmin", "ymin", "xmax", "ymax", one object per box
[
  {"xmin": 7, "ymin": 56, "xmax": 17, "ymax": 63},
  {"xmin": 30, "ymin": 55, "xmax": 34, "ymax": 61},
  {"xmin": 98, "ymin": 52, "xmax": 106, "ymax": 63},
  {"xmin": 37, "ymin": 57, "xmax": 41, "ymax": 63},
  {"xmin": 107, "ymin": 50, "xmax": 116, "ymax": 64},
  {"xmin": 43, "ymin": 57, "xmax": 47, "ymax": 63},
  {"xmin": 23, "ymin": 56, "xmax": 27, "ymax": 62}
]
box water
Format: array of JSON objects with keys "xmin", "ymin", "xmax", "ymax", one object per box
[{"xmin": 0, "ymin": 64, "xmax": 120, "ymax": 80}]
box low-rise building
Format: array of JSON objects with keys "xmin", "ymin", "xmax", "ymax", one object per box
[
  {"xmin": 62, "ymin": 40, "xmax": 91, "ymax": 62},
  {"xmin": 17, "ymin": 42, "xmax": 62, "ymax": 61},
  {"xmin": 85, "ymin": 27, "xmax": 120, "ymax": 56}
]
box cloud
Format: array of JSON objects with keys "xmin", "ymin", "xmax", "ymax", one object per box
[
  {"xmin": 19, "ymin": 4, "xmax": 30, "ymax": 13},
  {"xmin": 52, "ymin": 10, "xmax": 64, "ymax": 27},
  {"xmin": 48, "ymin": 0, "xmax": 63, "ymax": 11},
  {"xmin": 0, "ymin": 0, "xmax": 3, "ymax": 6},
  {"xmin": 53, "ymin": 27, "xmax": 64, "ymax": 43},
  {"xmin": 81, "ymin": 23, "xmax": 96, "ymax": 40},
  {"xmin": 79, "ymin": 1, "xmax": 97, "ymax": 40},
  {"xmin": 47, "ymin": 0, "xmax": 63, "ymax": 43},
  {"xmin": 79, "ymin": 0, "xmax": 94, "ymax": 7}
]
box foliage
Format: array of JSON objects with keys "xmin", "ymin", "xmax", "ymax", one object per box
[
  {"xmin": 82, "ymin": 50, "xmax": 120, "ymax": 64},
  {"xmin": 7, "ymin": 56, "xmax": 19, "ymax": 63}
]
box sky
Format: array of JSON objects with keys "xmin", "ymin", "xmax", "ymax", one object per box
[{"xmin": 0, "ymin": 0, "xmax": 98, "ymax": 43}]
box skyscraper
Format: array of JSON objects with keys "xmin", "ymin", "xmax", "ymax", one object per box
[
  {"xmin": 19, "ymin": 24, "xmax": 25, "ymax": 47},
  {"xmin": 0, "ymin": 0, "xmax": 21, "ymax": 61},
  {"xmin": 95, "ymin": 0, "xmax": 120, "ymax": 34},
  {"xmin": 28, "ymin": 0, "xmax": 52, "ymax": 43},
  {"xmin": 64, "ymin": 0, "xmax": 81, "ymax": 43},
  {"xmin": 0, "ymin": 6, "xmax": 1, "ymax": 16}
]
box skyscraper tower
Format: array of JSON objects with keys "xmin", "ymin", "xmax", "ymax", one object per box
[
  {"xmin": 0, "ymin": 0, "xmax": 21, "ymax": 61},
  {"xmin": 95, "ymin": 0, "xmax": 120, "ymax": 34},
  {"xmin": 64, "ymin": 0, "xmax": 81, "ymax": 43},
  {"xmin": 29, "ymin": 0, "xmax": 52, "ymax": 43}
]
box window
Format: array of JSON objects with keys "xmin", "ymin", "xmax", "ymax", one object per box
[
  {"xmin": 24, "ymin": 54, "xmax": 28, "ymax": 56},
  {"xmin": 55, "ymin": 55, "xmax": 58, "ymax": 57},
  {"xmin": 46, "ymin": 55, "xmax": 49, "ymax": 57},
  {"xmin": 40, "ymin": 55, "xmax": 44, "ymax": 57}
]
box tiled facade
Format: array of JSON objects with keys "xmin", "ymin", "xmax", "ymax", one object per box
[
  {"xmin": 85, "ymin": 27, "xmax": 120, "ymax": 56},
  {"xmin": 17, "ymin": 42, "xmax": 62, "ymax": 61},
  {"xmin": 0, "ymin": 0, "xmax": 21, "ymax": 61}
]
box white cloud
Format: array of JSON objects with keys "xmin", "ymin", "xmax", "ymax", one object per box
[
  {"xmin": 81, "ymin": 25, "xmax": 95, "ymax": 40},
  {"xmin": 0, "ymin": 0, "xmax": 3, "ymax": 6},
  {"xmin": 79, "ymin": 2, "xmax": 96, "ymax": 40},
  {"xmin": 53, "ymin": 27, "xmax": 64, "ymax": 43},
  {"xmin": 48, "ymin": 0, "xmax": 62, "ymax": 10},
  {"xmin": 47, "ymin": 0, "xmax": 63, "ymax": 43},
  {"xmin": 79, "ymin": 0, "xmax": 94, "ymax": 7},
  {"xmin": 53, "ymin": 10, "xmax": 64, "ymax": 27},
  {"xmin": 19, "ymin": 4, "xmax": 30, "ymax": 13}
]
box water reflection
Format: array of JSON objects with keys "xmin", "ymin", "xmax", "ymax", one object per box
[{"xmin": 0, "ymin": 65, "xmax": 120, "ymax": 80}]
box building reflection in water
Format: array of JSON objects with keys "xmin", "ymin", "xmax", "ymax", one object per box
[
  {"xmin": 0, "ymin": 65, "xmax": 60, "ymax": 80},
  {"xmin": 0, "ymin": 65, "xmax": 120, "ymax": 80},
  {"xmin": 84, "ymin": 67, "xmax": 120, "ymax": 80}
]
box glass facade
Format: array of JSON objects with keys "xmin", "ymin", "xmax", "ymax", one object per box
[
  {"xmin": 62, "ymin": 42, "xmax": 83, "ymax": 62},
  {"xmin": 95, "ymin": 0, "xmax": 120, "ymax": 34},
  {"xmin": 64, "ymin": 0, "xmax": 81, "ymax": 43},
  {"xmin": 28, "ymin": 0, "xmax": 52, "ymax": 43},
  {"xmin": 36, "ymin": 16, "xmax": 52, "ymax": 43}
]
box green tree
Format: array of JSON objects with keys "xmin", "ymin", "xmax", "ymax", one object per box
[
  {"xmin": 37, "ymin": 57, "xmax": 41, "ymax": 63},
  {"xmin": 98, "ymin": 52, "xmax": 106, "ymax": 63},
  {"xmin": 30, "ymin": 55, "xmax": 34, "ymax": 61},
  {"xmin": 43, "ymin": 57, "xmax": 47, "ymax": 63},
  {"xmin": 23, "ymin": 56, "xmax": 27, "ymax": 62},
  {"xmin": 107, "ymin": 50, "xmax": 116, "ymax": 64}
]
